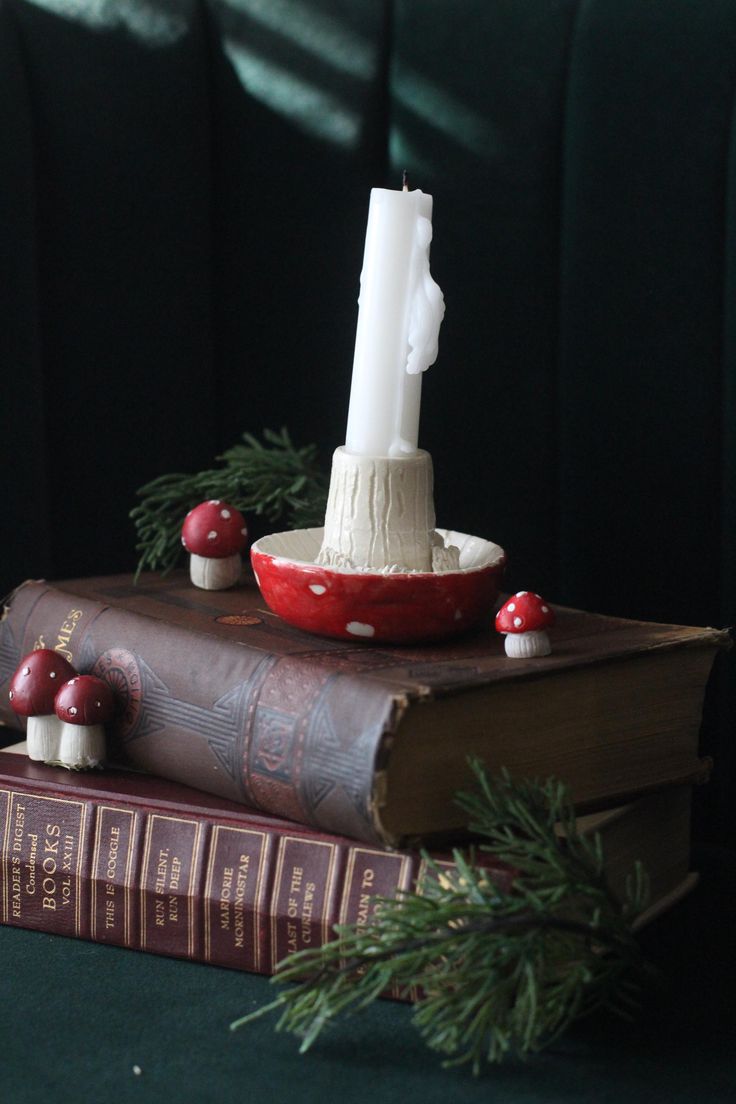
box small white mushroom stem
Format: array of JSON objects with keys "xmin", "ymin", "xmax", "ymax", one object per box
[
  {"xmin": 503, "ymin": 629, "xmax": 551, "ymax": 659},
  {"xmin": 189, "ymin": 552, "xmax": 242, "ymax": 590},
  {"xmin": 57, "ymin": 723, "xmax": 106, "ymax": 769},
  {"xmin": 26, "ymin": 715, "xmax": 62, "ymax": 762}
]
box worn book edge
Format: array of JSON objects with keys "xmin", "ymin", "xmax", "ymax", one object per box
[{"xmin": 1, "ymin": 577, "xmax": 729, "ymax": 847}]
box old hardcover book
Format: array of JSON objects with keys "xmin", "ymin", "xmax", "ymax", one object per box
[
  {"xmin": 0, "ymin": 574, "xmax": 727, "ymax": 846},
  {"xmin": 0, "ymin": 746, "xmax": 696, "ymax": 977}
]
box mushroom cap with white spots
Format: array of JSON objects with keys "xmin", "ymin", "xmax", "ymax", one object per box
[
  {"xmin": 181, "ymin": 500, "xmax": 248, "ymax": 558},
  {"xmin": 8, "ymin": 649, "xmax": 78, "ymax": 717},
  {"xmin": 495, "ymin": 592, "xmax": 554, "ymax": 634},
  {"xmin": 54, "ymin": 675, "xmax": 116, "ymax": 726}
]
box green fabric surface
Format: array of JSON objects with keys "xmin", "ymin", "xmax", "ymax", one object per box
[{"xmin": 2, "ymin": 858, "xmax": 734, "ymax": 1103}]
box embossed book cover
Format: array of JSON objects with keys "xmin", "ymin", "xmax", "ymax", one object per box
[{"xmin": 0, "ymin": 574, "xmax": 726, "ymax": 846}]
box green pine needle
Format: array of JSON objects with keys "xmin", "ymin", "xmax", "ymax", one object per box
[
  {"xmin": 130, "ymin": 427, "xmax": 329, "ymax": 580},
  {"xmin": 231, "ymin": 762, "xmax": 651, "ymax": 1072}
]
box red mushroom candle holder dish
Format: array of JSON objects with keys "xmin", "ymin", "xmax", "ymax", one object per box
[
  {"xmin": 251, "ymin": 527, "xmax": 506, "ymax": 644},
  {"xmin": 251, "ymin": 184, "xmax": 506, "ymax": 643}
]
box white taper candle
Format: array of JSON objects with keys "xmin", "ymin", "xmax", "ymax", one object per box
[{"xmin": 344, "ymin": 187, "xmax": 444, "ymax": 457}]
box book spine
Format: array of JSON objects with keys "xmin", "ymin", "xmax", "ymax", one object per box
[
  {"xmin": 0, "ymin": 581, "xmax": 396, "ymax": 845},
  {"xmin": 0, "ymin": 776, "xmax": 420, "ymax": 980}
]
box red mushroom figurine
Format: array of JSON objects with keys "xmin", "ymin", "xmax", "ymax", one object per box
[
  {"xmin": 181, "ymin": 500, "xmax": 248, "ymax": 590},
  {"xmin": 54, "ymin": 675, "xmax": 115, "ymax": 769},
  {"xmin": 8, "ymin": 649, "xmax": 78, "ymax": 762},
  {"xmin": 495, "ymin": 592, "xmax": 555, "ymax": 658}
]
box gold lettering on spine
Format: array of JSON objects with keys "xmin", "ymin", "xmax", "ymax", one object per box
[
  {"xmin": 339, "ymin": 848, "xmax": 411, "ymax": 929},
  {"xmin": 338, "ymin": 848, "xmax": 411, "ymax": 989},
  {"xmin": 1, "ymin": 790, "xmax": 10, "ymax": 923},
  {"xmin": 54, "ymin": 607, "xmax": 83, "ymax": 662},
  {"xmin": 2, "ymin": 792, "xmax": 85, "ymax": 934},
  {"xmin": 41, "ymin": 823, "xmax": 61, "ymax": 911},
  {"xmin": 203, "ymin": 826, "xmax": 268, "ymax": 967},
  {"xmin": 25, "ymin": 832, "xmax": 38, "ymax": 897},
  {"xmin": 140, "ymin": 815, "xmax": 201, "ymax": 957},
  {"xmin": 271, "ymin": 838, "xmax": 339, "ymax": 971},
  {"xmin": 9, "ymin": 800, "xmax": 28, "ymax": 919},
  {"xmin": 91, "ymin": 807, "xmax": 136, "ymax": 945},
  {"xmin": 232, "ymin": 855, "xmax": 249, "ymax": 950},
  {"xmin": 7, "ymin": 802, "xmax": 27, "ymax": 920}
]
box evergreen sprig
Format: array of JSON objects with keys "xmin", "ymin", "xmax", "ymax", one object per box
[
  {"xmin": 231, "ymin": 762, "xmax": 650, "ymax": 1072},
  {"xmin": 130, "ymin": 428, "xmax": 329, "ymax": 579}
]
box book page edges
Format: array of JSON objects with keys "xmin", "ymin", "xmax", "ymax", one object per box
[
  {"xmin": 377, "ymin": 641, "xmax": 719, "ymax": 845},
  {"xmin": 369, "ymin": 693, "xmax": 411, "ymax": 849}
]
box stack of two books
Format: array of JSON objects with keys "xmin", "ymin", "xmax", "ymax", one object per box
[{"xmin": 0, "ymin": 574, "xmax": 727, "ymax": 976}]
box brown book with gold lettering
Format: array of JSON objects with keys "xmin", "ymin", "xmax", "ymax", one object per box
[
  {"xmin": 0, "ymin": 746, "xmax": 698, "ymax": 981},
  {"xmin": 0, "ymin": 574, "xmax": 727, "ymax": 847}
]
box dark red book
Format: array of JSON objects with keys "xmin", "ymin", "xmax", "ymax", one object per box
[
  {"xmin": 0, "ymin": 747, "xmax": 696, "ymax": 980},
  {"xmin": 0, "ymin": 574, "xmax": 727, "ymax": 846}
]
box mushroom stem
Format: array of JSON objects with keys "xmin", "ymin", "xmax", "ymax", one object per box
[
  {"xmin": 189, "ymin": 552, "xmax": 242, "ymax": 590},
  {"xmin": 57, "ymin": 723, "xmax": 106, "ymax": 770},
  {"xmin": 503, "ymin": 629, "xmax": 551, "ymax": 659},
  {"xmin": 26, "ymin": 714, "xmax": 62, "ymax": 762}
]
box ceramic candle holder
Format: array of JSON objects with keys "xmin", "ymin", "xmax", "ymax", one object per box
[
  {"xmin": 251, "ymin": 527, "xmax": 506, "ymax": 644},
  {"xmin": 251, "ymin": 185, "xmax": 497, "ymax": 644}
]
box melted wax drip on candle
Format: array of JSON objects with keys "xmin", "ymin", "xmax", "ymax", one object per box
[
  {"xmin": 405, "ymin": 216, "xmax": 445, "ymax": 377},
  {"xmin": 392, "ymin": 208, "xmax": 445, "ymax": 455},
  {"xmin": 344, "ymin": 185, "xmax": 445, "ymax": 458}
]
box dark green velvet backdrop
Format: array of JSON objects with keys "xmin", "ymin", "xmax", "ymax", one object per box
[{"xmin": 1, "ymin": 0, "xmax": 734, "ymax": 841}]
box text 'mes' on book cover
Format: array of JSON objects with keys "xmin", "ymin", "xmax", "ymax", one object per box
[
  {"xmin": 0, "ymin": 747, "xmax": 696, "ymax": 981},
  {"xmin": 0, "ymin": 574, "xmax": 727, "ymax": 846}
]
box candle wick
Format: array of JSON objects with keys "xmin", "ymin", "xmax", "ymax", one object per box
[{"xmin": 402, "ymin": 169, "xmax": 409, "ymax": 192}]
